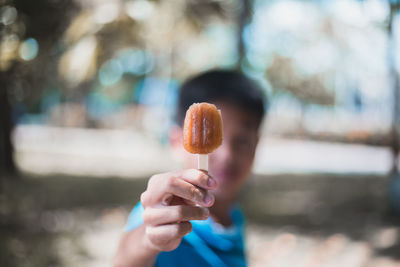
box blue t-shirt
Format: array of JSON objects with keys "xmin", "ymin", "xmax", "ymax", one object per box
[{"xmin": 125, "ymin": 202, "xmax": 247, "ymax": 267}]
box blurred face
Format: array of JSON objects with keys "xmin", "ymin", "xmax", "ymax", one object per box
[
  {"xmin": 171, "ymin": 101, "xmax": 260, "ymax": 203},
  {"xmin": 209, "ymin": 102, "xmax": 259, "ymax": 201}
]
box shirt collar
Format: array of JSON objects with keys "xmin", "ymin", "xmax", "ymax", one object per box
[{"xmin": 186, "ymin": 204, "xmax": 245, "ymax": 251}]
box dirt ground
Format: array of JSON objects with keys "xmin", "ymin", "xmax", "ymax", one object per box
[{"xmin": 1, "ymin": 173, "xmax": 400, "ymax": 267}]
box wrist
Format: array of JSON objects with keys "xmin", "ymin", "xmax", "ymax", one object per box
[{"xmin": 113, "ymin": 226, "xmax": 159, "ymax": 267}]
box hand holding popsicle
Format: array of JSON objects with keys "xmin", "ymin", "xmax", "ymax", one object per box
[
  {"xmin": 183, "ymin": 102, "xmax": 223, "ymax": 171},
  {"xmin": 118, "ymin": 103, "xmax": 222, "ymax": 255}
]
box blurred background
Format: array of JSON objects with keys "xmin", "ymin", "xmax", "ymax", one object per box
[{"xmin": 1, "ymin": 0, "xmax": 400, "ymax": 266}]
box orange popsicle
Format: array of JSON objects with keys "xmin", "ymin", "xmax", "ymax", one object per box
[{"xmin": 183, "ymin": 102, "xmax": 223, "ymax": 155}]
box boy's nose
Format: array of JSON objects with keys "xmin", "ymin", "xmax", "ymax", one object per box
[{"xmin": 211, "ymin": 141, "xmax": 234, "ymax": 165}]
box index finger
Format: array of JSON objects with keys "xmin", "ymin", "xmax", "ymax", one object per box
[
  {"xmin": 175, "ymin": 169, "xmax": 217, "ymax": 190},
  {"xmin": 142, "ymin": 169, "xmax": 217, "ymax": 207},
  {"xmin": 142, "ymin": 176, "xmax": 214, "ymax": 207}
]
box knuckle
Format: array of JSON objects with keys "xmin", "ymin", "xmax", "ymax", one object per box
[
  {"xmin": 192, "ymin": 207, "xmax": 202, "ymax": 219},
  {"xmin": 142, "ymin": 209, "xmax": 153, "ymax": 225},
  {"xmin": 189, "ymin": 186, "xmax": 201, "ymax": 201},
  {"xmin": 178, "ymin": 221, "xmax": 192, "ymax": 235},
  {"xmin": 200, "ymin": 174, "xmax": 209, "ymax": 186},
  {"xmin": 140, "ymin": 192, "xmax": 148, "ymax": 206},
  {"xmin": 165, "ymin": 175, "xmax": 177, "ymax": 190},
  {"xmin": 146, "ymin": 224, "xmax": 185, "ymax": 252},
  {"xmin": 196, "ymin": 169, "xmax": 207, "ymax": 180},
  {"xmin": 196, "ymin": 171, "xmax": 204, "ymax": 180},
  {"xmin": 146, "ymin": 227, "xmax": 170, "ymax": 249},
  {"xmin": 188, "ymin": 207, "xmax": 201, "ymax": 220},
  {"xmin": 153, "ymin": 173, "xmax": 163, "ymax": 180},
  {"xmin": 190, "ymin": 170, "xmax": 208, "ymax": 185},
  {"xmin": 190, "ymin": 169, "xmax": 203, "ymax": 180},
  {"xmin": 169, "ymin": 224, "xmax": 180, "ymax": 237},
  {"xmin": 147, "ymin": 175, "xmax": 155, "ymax": 187},
  {"xmin": 175, "ymin": 205, "xmax": 186, "ymax": 220},
  {"xmin": 182, "ymin": 206, "xmax": 205, "ymax": 221},
  {"xmin": 145, "ymin": 226, "xmax": 158, "ymax": 242},
  {"xmin": 194, "ymin": 173, "xmax": 203, "ymax": 184},
  {"xmin": 151, "ymin": 172, "xmax": 172, "ymax": 188},
  {"xmin": 148, "ymin": 173, "xmax": 161, "ymax": 187}
]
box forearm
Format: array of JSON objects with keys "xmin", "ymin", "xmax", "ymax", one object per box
[{"xmin": 113, "ymin": 225, "xmax": 159, "ymax": 267}]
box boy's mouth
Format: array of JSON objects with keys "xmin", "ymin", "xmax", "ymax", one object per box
[{"xmin": 212, "ymin": 168, "xmax": 238, "ymax": 183}]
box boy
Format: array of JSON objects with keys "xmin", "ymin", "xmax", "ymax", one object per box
[{"xmin": 114, "ymin": 70, "xmax": 266, "ymax": 267}]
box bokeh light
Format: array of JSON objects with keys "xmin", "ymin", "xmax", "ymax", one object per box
[
  {"xmin": 19, "ymin": 38, "xmax": 38, "ymax": 61},
  {"xmin": 59, "ymin": 35, "xmax": 97, "ymax": 85},
  {"xmin": 0, "ymin": 5, "xmax": 17, "ymax": 25},
  {"xmin": 98, "ymin": 59, "xmax": 123, "ymax": 86},
  {"xmin": 93, "ymin": 2, "xmax": 119, "ymax": 24},
  {"xmin": 0, "ymin": 33, "xmax": 19, "ymax": 69},
  {"xmin": 125, "ymin": 0, "xmax": 154, "ymax": 21},
  {"xmin": 118, "ymin": 48, "xmax": 154, "ymax": 75}
]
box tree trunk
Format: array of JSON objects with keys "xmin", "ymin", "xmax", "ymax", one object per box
[
  {"xmin": 389, "ymin": 2, "xmax": 400, "ymax": 176},
  {"xmin": 0, "ymin": 71, "xmax": 17, "ymax": 186},
  {"xmin": 236, "ymin": 0, "xmax": 252, "ymax": 71}
]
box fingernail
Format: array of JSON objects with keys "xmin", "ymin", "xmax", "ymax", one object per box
[
  {"xmin": 204, "ymin": 194, "xmax": 213, "ymax": 205},
  {"xmin": 207, "ymin": 177, "xmax": 216, "ymax": 187}
]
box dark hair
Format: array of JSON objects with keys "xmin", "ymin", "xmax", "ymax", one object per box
[{"xmin": 176, "ymin": 69, "xmax": 267, "ymax": 126}]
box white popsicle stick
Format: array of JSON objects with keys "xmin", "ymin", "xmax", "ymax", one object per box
[{"xmin": 198, "ymin": 154, "xmax": 208, "ymax": 171}]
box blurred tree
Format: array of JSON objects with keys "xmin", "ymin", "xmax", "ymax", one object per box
[
  {"xmin": 266, "ymin": 54, "xmax": 335, "ymax": 106},
  {"xmin": 236, "ymin": 0, "xmax": 252, "ymax": 69},
  {"xmin": 0, "ymin": 0, "xmax": 79, "ymax": 179},
  {"xmin": 265, "ymin": 54, "xmax": 335, "ymax": 133},
  {"xmin": 0, "ymin": 70, "xmax": 15, "ymax": 179},
  {"xmin": 388, "ymin": 0, "xmax": 400, "ymax": 175}
]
